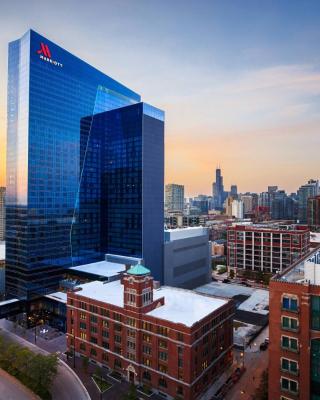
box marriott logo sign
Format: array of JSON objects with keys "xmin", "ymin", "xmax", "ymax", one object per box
[{"xmin": 37, "ymin": 42, "xmax": 63, "ymax": 68}]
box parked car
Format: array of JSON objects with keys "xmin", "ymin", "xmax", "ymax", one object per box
[{"xmin": 260, "ymin": 342, "xmax": 268, "ymax": 351}]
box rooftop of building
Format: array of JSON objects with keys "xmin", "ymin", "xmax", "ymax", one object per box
[
  {"xmin": 45, "ymin": 291, "xmax": 67, "ymax": 304},
  {"xmin": 72, "ymin": 280, "xmax": 228, "ymax": 327},
  {"xmin": 274, "ymin": 245, "xmax": 320, "ymax": 284},
  {"xmin": 229, "ymin": 222, "xmax": 309, "ymax": 232},
  {"xmin": 164, "ymin": 226, "xmax": 208, "ymax": 241},
  {"xmin": 69, "ymin": 260, "xmax": 126, "ymax": 278}
]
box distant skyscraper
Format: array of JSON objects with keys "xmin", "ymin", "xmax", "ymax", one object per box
[
  {"xmin": 6, "ymin": 29, "xmax": 164, "ymax": 299},
  {"xmin": 240, "ymin": 194, "xmax": 253, "ymax": 214},
  {"xmin": 231, "ymin": 199, "xmax": 244, "ymax": 219},
  {"xmin": 165, "ymin": 184, "xmax": 184, "ymax": 212},
  {"xmin": 212, "ymin": 167, "xmax": 225, "ymax": 209},
  {"xmin": 297, "ymin": 179, "xmax": 320, "ymax": 224},
  {"xmin": 0, "ymin": 188, "xmax": 5, "ymax": 241},
  {"xmin": 268, "ymin": 186, "xmax": 278, "ymax": 194},
  {"xmin": 230, "ymin": 185, "xmax": 238, "ymax": 198},
  {"xmin": 308, "ymin": 195, "xmax": 320, "ymax": 230}
]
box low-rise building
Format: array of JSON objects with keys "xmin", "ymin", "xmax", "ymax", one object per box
[
  {"xmin": 67, "ymin": 265, "xmax": 234, "ymax": 400},
  {"xmin": 163, "ymin": 227, "xmax": 211, "ymax": 289},
  {"xmin": 227, "ymin": 223, "xmax": 310, "ymax": 274}
]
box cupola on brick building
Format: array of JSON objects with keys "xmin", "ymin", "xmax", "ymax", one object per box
[{"xmin": 67, "ymin": 264, "xmax": 234, "ymax": 399}]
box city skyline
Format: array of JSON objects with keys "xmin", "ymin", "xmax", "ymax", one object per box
[{"xmin": 1, "ymin": 1, "xmax": 320, "ymax": 196}]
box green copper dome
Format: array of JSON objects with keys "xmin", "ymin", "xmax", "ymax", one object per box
[{"xmin": 127, "ymin": 263, "xmax": 150, "ymax": 276}]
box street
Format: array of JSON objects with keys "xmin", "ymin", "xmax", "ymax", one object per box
[
  {"xmin": 225, "ymin": 326, "xmax": 269, "ymax": 400},
  {"xmin": 0, "ymin": 320, "xmax": 90, "ymax": 400},
  {"xmin": 0, "ymin": 368, "xmax": 39, "ymax": 400}
]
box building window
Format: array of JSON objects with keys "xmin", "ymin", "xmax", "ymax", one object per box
[
  {"xmin": 80, "ymin": 312, "xmax": 86, "ymax": 320},
  {"xmin": 79, "ymin": 322, "xmax": 86, "ymax": 330},
  {"xmin": 90, "ymin": 315, "xmax": 98, "ymax": 324},
  {"xmin": 90, "ymin": 348, "xmax": 97, "ymax": 356},
  {"xmin": 143, "ymin": 333, "xmax": 152, "ymax": 343},
  {"xmin": 143, "ymin": 371, "xmax": 151, "ymax": 381},
  {"xmin": 159, "ymin": 378, "xmax": 167, "ymax": 387},
  {"xmin": 114, "ymin": 324, "xmax": 122, "ymax": 332},
  {"xmin": 89, "ymin": 305, "xmax": 98, "ymax": 314},
  {"xmin": 159, "ymin": 340, "xmax": 167, "ymax": 349},
  {"xmin": 90, "ymin": 337, "xmax": 97, "ymax": 344},
  {"xmin": 159, "ymin": 364, "xmax": 168, "ymax": 374},
  {"xmin": 178, "ymin": 358, "xmax": 183, "ymax": 368},
  {"xmin": 115, "ymin": 335, "xmax": 122, "ymax": 343},
  {"xmin": 177, "ymin": 386, "xmax": 183, "ymax": 395},
  {"xmin": 79, "ymin": 343, "xmax": 86, "ymax": 351},
  {"xmin": 102, "ymin": 330, "xmax": 109, "ymax": 338},
  {"xmin": 80, "ymin": 302, "xmax": 87, "ymax": 310},
  {"xmin": 113, "ymin": 312, "xmax": 122, "ymax": 322},
  {"xmin": 143, "ymin": 345, "xmax": 151, "ymax": 355},
  {"xmin": 143, "ymin": 358, "xmax": 151, "ymax": 367},
  {"xmin": 114, "ymin": 359, "xmax": 122, "ymax": 369},
  {"xmin": 115, "ymin": 347, "xmax": 122, "ymax": 355},
  {"xmin": 281, "ymin": 377, "xmax": 298, "ymax": 394},
  {"xmin": 102, "ymin": 353, "xmax": 108, "ymax": 363},
  {"xmin": 311, "ymin": 296, "xmax": 320, "ymax": 331},
  {"xmin": 282, "ymin": 316, "xmax": 298, "ymax": 332},
  {"xmin": 159, "ymin": 351, "xmax": 168, "ymax": 361},
  {"xmin": 80, "ymin": 332, "xmax": 87, "ymax": 340},
  {"xmin": 127, "ymin": 353, "xmax": 135, "ymax": 361},
  {"xmin": 281, "ymin": 358, "xmax": 298, "ymax": 375},
  {"xmin": 177, "ymin": 332, "xmax": 184, "ymax": 342},
  {"xmin": 102, "ymin": 341, "xmax": 109, "ymax": 349},
  {"xmin": 90, "ymin": 326, "xmax": 97, "ymax": 334},
  {"xmin": 142, "ymin": 322, "xmax": 152, "ymax": 331},
  {"xmin": 282, "ymin": 296, "xmax": 298, "ymax": 312},
  {"xmin": 281, "ymin": 336, "xmax": 298, "ymax": 352},
  {"xmin": 100, "ymin": 309, "xmax": 109, "ymax": 317},
  {"xmin": 102, "ymin": 320, "xmax": 109, "ymax": 328},
  {"xmin": 143, "ymin": 290, "xmax": 152, "ymax": 305},
  {"xmin": 127, "ymin": 341, "xmax": 136, "ymax": 350},
  {"xmin": 127, "ymin": 329, "xmax": 136, "ymax": 338},
  {"xmin": 127, "ymin": 317, "xmax": 136, "ymax": 327},
  {"xmin": 158, "ymin": 326, "xmax": 168, "ymax": 337}
]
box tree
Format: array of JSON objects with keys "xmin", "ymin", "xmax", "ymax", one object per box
[
  {"xmin": 122, "ymin": 384, "xmax": 137, "ymax": 400},
  {"xmin": 229, "ymin": 269, "xmax": 235, "ymax": 279},
  {"xmin": 252, "ymin": 369, "xmax": 268, "ymax": 400},
  {"xmin": 82, "ymin": 356, "xmax": 89, "ymax": 373}
]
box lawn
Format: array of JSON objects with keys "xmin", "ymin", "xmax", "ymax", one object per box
[{"xmin": 92, "ymin": 374, "xmax": 112, "ymax": 392}]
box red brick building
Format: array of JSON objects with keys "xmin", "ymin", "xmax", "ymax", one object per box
[
  {"xmin": 269, "ymin": 246, "xmax": 320, "ymax": 400},
  {"xmin": 67, "ymin": 264, "xmax": 234, "ymax": 399},
  {"xmin": 227, "ymin": 224, "xmax": 310, "ymax": 274}
]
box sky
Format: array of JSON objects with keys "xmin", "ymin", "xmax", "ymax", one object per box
[{"xmin": 0, "ymin": 0, "xmax": 320, "ymax": 197}]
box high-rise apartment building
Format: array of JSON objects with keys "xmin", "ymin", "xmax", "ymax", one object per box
[
  {"xmin": 308, "ymin": 195, "xmax": 320, "ymax": 231},
  {"xmin": 230, "ymin": 185, "xmax": 238, "ymax": 199},
  {"xmin": 165, "ymin": 184, "xmax": 184, "ymax": 212},
  {"xmin": 227, "ymin": 224, "xmax": 310, "ymax": 274},
  {"xmin": 6, "ymin": 30, "xmax": 164, "ymax": 299},
  {"xmin": 269, "ymin": 247, "xmax": 320, "ymax": 400},
  {"xmin": 231, "ymin": 199, "xmax": 244, "ymax": 219},
  {"xmin": 0, "ymin": 188, "xmax": 5, "ymax": 241},
  {"xmin": 67, "ymin": 265, "xmax": 234, "ymax": 399},
  {"xmin": 240, "ymin": 194, "xmax": 253, "ymax": 214},
  {"xmin": 297, "ymin": 180, "xmax": 320, "ymax": 224}
]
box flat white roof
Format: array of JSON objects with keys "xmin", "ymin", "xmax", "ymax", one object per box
[
  {"xmin": 148, "ymin": 286, "xmax": 227, "ymax": 326},
  {"xmin": 0, "ymin": 298, "xmax": 19, "ymax": 306},
  {"xmin": 0, "ymin": 242, "xmax": 5, "ymax": 261},
  {"xmin": 70, "ymin": 260, "xmax": 126, "ymax": 278},
  {"xmin": 165, "ymin": 227, "xmax": 208, "ymax": 241},
  {"xmin": 74, "ymin": 280, "xmax": 227, "ymax": 327},
  {"xmin": 45, "ymin": 292, "xmax": 67, "ymax": 304}
]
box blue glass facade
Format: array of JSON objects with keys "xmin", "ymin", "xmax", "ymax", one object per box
[
  {"xmin": 72, "ymin": 103, "xmax": 164, "ymax": 281},
  {"xmin": 6, "ymin": 30, "xmax": 164, "ymax": 299}
]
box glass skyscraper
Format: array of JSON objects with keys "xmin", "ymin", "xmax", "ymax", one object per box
[{"xmin": 6, "ymin": 30, "xmax": 164, "ymax": 299}]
